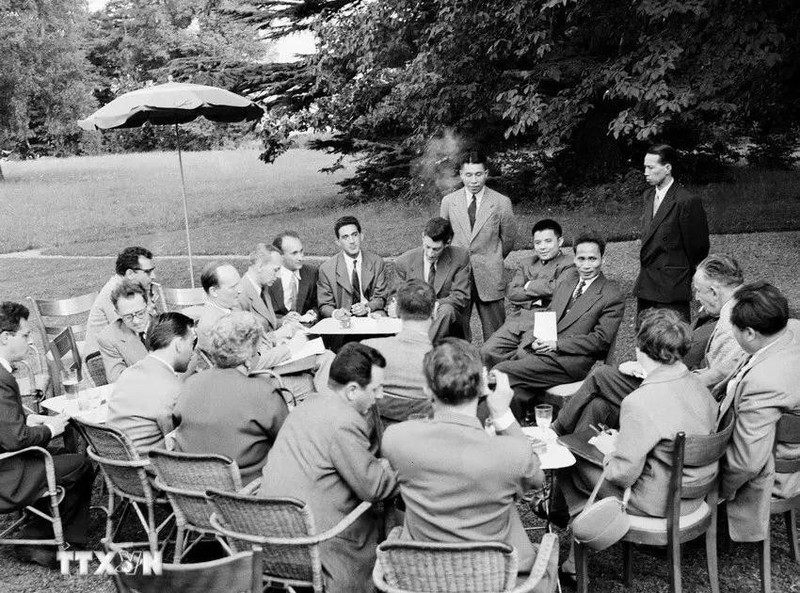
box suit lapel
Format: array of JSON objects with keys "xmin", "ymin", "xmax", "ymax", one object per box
[
  {"xmin": 551, "ymin": 276, "xmax": 574, "ymax": 322},
  {"xmin": 642, "ymin": 185, "xmax": 677, "ymax": 245},
  {"xmin": 296, "ymin": 267, "xmax": 312, "ymax": 308},
  {"xmin": 452, "ymin": 190, "xmax": 472, "ymax": 240},
  {"xmin": 361, "ymin": 252, "xmax": 375, "ymax": 298},
  {"xmin": 471, "ymin": 190, "xmax": 495, "ymax": 240},
  {"xmin": 269, "ymin": 280, "xmax": 285, "ymax": 312},
  {"xmin": 243, "ymin": 278, "xmax": 274, "ymax": 326},
  {"xmin": 557, "ymin": 275, "xmax": 605, "ymax": 330},
  {"xmin": 433, "ymin": 248, "xmax": 452, "ymax": 295},
  {"xmin": 335, "ymin": 253, "xmax": 352, "ymax": 296}
]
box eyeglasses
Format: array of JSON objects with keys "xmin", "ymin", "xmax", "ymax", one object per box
[
  {"xmin": 133, "ymin": 267, "xmax": 155, "ymax": 275},
  {"xmin": 120, "ymin": 307, "xmax": 149, "ymax": 323}
]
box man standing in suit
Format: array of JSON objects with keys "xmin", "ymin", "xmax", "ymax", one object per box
[
  {"xmin": 107, "ymin": 312, "xmax": 196, "ymax": 453},
  {"xmin": 364, "ymin": 280, "xmax": 436, "ymax": 425},
  {"xmin": 440, "ymin": 151, "xmax": 516, "ymax": 340},
  {"xmin": 259, "ymin": 343, "xmax": 398, "ymax": 593},
  {"xmin": 0, "ymin": 302, "xmax": 94, "ymax": 568},
  {"xmin": 391, "ymin": 217, "xmax": 471, "ymax": 342},
  {"xmin": 270, "ymin": 231, "xmax": 319, "ymax": 325},
  {"xmin": 381, "ymin": 339, "xmax": 547, "ymax": 576},
  {"xmin": 317, "ymin": 216, "xmax": 390, "ymax": 318},
  {"xmin": 486, "ymin": 232, "xmax": 625, "ymax": 414},
  {"xmin": 635, "ymin": 144, "xmax": 709, "ymax": 323},
  {"xmin": 85, "ymin": 246, "xmax": 156, "ymax": 356},
  {"xmin": 97, "ymin": 280, "xmax": 157, "ymax": 382},
  {"xmin": 718, "ymin": 282, "xmax": 800, "ymax": 543}
]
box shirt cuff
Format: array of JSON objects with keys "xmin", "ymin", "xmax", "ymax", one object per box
[{"xmin": 491, "ymin": 409, "xmax": 516, "ymax": 432}]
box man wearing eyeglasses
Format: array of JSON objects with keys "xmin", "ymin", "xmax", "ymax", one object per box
[
  {"xmin": 97, "ymin": 281, "xmax": 157, "ymax": 382},
  {"xmin": 84, "ymin": 246, "xmax": 156, "ymax": 357}
]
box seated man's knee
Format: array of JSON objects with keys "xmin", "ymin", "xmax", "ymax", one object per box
[{"xmin": 436, "ymin": 303, "xmax": 457, "ymax": 322}]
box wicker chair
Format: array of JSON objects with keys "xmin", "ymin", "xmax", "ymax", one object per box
[
  {"xmin": 373, "ymin": 528, "xmax": 559, "ymax": 593},
  {"xmin": 75, "ymin": 418, "xmax": 172, "ymax": 554},
  {"xmin": 85, "ymin": 351, "xmax": 109, "ymax": 387},
  {"xmin": 148, "ymin": 450, "xmax": 247, "ymax": 562},
  {"xmin": 104, "ymin": 538, "xmax": 265, "ymax": 593},
  {"xmin": 759, "ymin": 412, "xmax": 800, "ymax": 593},
  {"xmin": 207, "ymin": 488, "xmax": 373, "ymax": 592},
  {"xmin": 576, "ymin": 420, "xmax": 735, "ymax": 593},
  {"xmin": 0, "ymin": 446, "xmax": 66, "ymax": 553}
]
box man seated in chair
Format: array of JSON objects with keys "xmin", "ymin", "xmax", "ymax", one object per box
[
  {"xmin": 107, "ymin": 312, "xmax": 196, "ymax": 453},
  {"xmin": 551, "ymin": 253, "xmax": 747, "ymax": 436},
  {"xmin": 259, "ymin": 343, "xmax": 398, "ymax": 593},
  {"xmin": 85, "ymin": 246, "xmax": 156, "ymax": 357},
  {"xmin": 717, "ymin": 281, "xmax": 800, "ymax": 544},
  {"xmin": 381, "ymin": 338, "xmax": 545, "ymax": 573},
  {"xmin": 390, "ymin": 217, "xmax": 471, "ymax": 342},
  {"xmin": 481, "ymin": 231, "xmax": 625, "ymax": 418},
  {"xmin": 97, "ymin": 280, "xmax": 158, "ymax": 382},
  {"xmin": 363, "ymin": 279, "xmax": 436, "ymax": 425},
  {"xmin": 0, "ymin": 302, "xmax": 95, "ymax": 568},
  {"xmin": 269, "ymin": 230, "xmax": 319, "ymax": 325}
]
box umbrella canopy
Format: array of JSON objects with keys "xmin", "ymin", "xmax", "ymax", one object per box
[{"xmin": 78, "ymin": 82, "xmax": 263, "ymax": 130}]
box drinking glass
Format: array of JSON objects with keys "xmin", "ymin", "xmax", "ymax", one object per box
[
  {"xmin": 534, "ymin": 404, "xmax": 553, "ymax": 430},
  {"xmin": 62, "ymin": 368, "xmax": 80, "ymax": 401}
]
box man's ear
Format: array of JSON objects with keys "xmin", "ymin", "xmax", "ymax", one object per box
[{"xmin": 557, "ymin": 237, "xmax": 564, "ymax": 248}]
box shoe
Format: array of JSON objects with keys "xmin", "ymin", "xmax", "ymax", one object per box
[
  {"xmin": 528, "ymin": 499, "xmax": 570, "ymax": 529},
  {"xmin": 15, "ymin": 545, "xmax": 58, "ymax": 569}
]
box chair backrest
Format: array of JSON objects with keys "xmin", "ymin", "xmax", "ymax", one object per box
[
  {"xmin": 107, "ymin": 541, "xmax": 263, "ymax": 593},
  {"xmin": 149, "ymin": 451, "xmax": 242, "ymax": 531},
  {"xmin": 85, "ymin": 351, "xmax": 109, "ymax": 387},
  {"xmin": 375, "ymin": 537, "xmax": 518, "ymax": 592},
  {"xmin": 76, "ymin": 418, "xmax": 154, "ymax": 502},
  {"xmin": 161, "ymin": 287, "xmax": 207, "ymax": 310},
  {"xmin": 206, "ymin": 488, "xmax": 320, "ymax": 587},
  {"xmin": 27, "ymin": 292, "xmax": 97, "ymax": 345},
  {"xmin": 774, "ymin": 413, "xmax": 800, "ymax": 474},
  {"xmin": 46, "ymin": 327, "xmax": 83, "ymax": 395}
]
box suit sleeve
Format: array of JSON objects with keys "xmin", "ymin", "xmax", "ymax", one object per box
[
  {"xmin": 367, "ymin": 257, "xmax": 389, "ymax": 314},
  {"xmin": 556, "ymin": 289, "xmax": 625, "ymax": 356},
  {"xmin": 316, "ymin": 265, "xmax": 337, "ymax": 318},
  {"xmin": 679, "ymin": 194, "xmax": 710, "ymax": 267},
  {"xmin": 391, "ymin": 257, "xmax": 408, "ymax": 298},
  {"xmin": 253, "ymin": 379, "xmax": 290, "ymax": 444},
  {"xmin": 505, "ymin": 264, "xmax": 531, "ymax": 304},
  {"xmin": 721, "ymin": 376, "xmax": 786, "ymax": 500},
  {"xmin": 437, "ymin": 253, "xmax": 471, "ymax": 310},
  {"xmin": 604, "ymin": 395, "xmax": 660, "ymax": 488},
  {"xmin": 498, "ymin": 197, "xmax": 517, "ymax": 257},
  {"xmin": 439, "ymin": 197, "xmax": 450, "ymax": 221},
  {"xmin": 330, "ymin": 417, "xmax": 399, "ymax": 502},
  {"xmin": 98, "ymin": 331, "xmax": 128, "ymax": 383},
  {"xmin": 0, "ymin": 378, "xmax": 51, "ymax": 451},
  {"xmin": 304, "ymin": 267, "xmax": 320, "ymax": 316},
  {"xmin": 526, "ymin": 261, "xmax": 575, "ymax": 298}
]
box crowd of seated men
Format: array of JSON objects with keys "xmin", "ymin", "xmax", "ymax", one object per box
[{"xmin": 0, "ymin": 148, "xmax": 797, "ymax": 593}]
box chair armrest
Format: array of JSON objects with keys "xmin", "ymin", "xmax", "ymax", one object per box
[
  {"xmin": 386, "ymin": 526, "xmax": 404, "ymax": 542},
  {"xmin": 509, "ymin": 533, "xmax": 559, "ymax": 593},
  {"xmin": 239, "ymin": 478, "xmax": 261, "ymax": 495},
  {"xmin": 86, "ymin": 447, "xmax": 150, "ymax": 469},
  {"xmin": 210, "ymin": 501, "xmax": 373, "ymax": 546},
  {"xmin": 0, "ymin": 446, "xmax": 58, "ymax": 494}
]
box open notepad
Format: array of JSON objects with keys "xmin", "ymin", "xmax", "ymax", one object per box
[
  {"xmin": 273, "ymin": 337, "xmax": 325, "ymax": 374},
  {"xmin": 533, "ymin": 311, "xmax": 558, "ymax": 342}
]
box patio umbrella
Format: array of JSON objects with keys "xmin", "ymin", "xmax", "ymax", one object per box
[{"xmin": 78, "ymin": 82, "xmax": 264, "ymax": 286}]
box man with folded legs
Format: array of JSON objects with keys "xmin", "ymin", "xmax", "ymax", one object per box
[
  {"xmin": 0, "ymin": 302, "xmax": 95, "ymax": 568},
  {"xmin": 391, "ymin": 217, "xmax": 471, "ymax": 342},
  {"xmin": 259, "ymin": 343, "xmax": 398, "ymax": 593},
  {"xmin": 382, "ymin": 338, "xmax": 550, "ymax": 579}
]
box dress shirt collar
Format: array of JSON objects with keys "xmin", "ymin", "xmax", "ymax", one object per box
[
  {"xmin": 464, "ymin": 186, "xmax": 485, "ymax": 211},
  {"xmin": 0, "ymin": 356, "xmax": 12, "ymax": 374},
  {"xmin": 245, "ymin": 272, "xmax": 262, "ymax": 294},
  {"xmin": 655, "ymin": 177, "xmax": 674, "ymax": 200},
  {"xmin": 279, "ymin": 265, "xmax": 300, "ymax": 282},
  {"xmin": 576, "ymin": 274, "xmax": 599, "ymax": 291},
  {"xmin": 208, "ymin": 299, "xmax": 231, "ymax": 314},
  {"xmin": 433, "ymin": 409, "xmax": 484, "ymax": 430},
  {"xmin": 149, "ymin": 353, "xmax": 177, "ymax": 376},
  {"xmin": 641, "ymin": 361, "xmax": 689, "ymax": 386}
]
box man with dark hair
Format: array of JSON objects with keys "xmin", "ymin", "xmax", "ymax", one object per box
[
  {"xmin": 107, "ymin": 312, "xmax": 196, "ymax": 453},
  {"xmin": 196, "ymin": 261, "xmax": 242, "ymax": 355},
  {"xmin": 391, "ymin": 217, "xmax": 471, "ymax": 341},
  {"xmin": 635, "ymin": 144, "xmax": 709, "ymax": 323},
  {"xmin": 85, "ymin": 245, "xmax": 155, "ymax": 356},
  {"xmin": 269, "ymin": 231, "xmax": 319, "ymax": 324},
  {"xmin": 382, "ymin": 339, "xmax": 548, "ymax": 577},
  {"xmin": 364, "ymin": 279, "xmax": 437, "ymax": 424},
  {"xmin": 716, "ymin": 281, "xmax": 800, "ymax": 544},
  {"xmin": 317, "ymin": 215, "xmax": 390, "ymax": 318},
  {"xmin": 260, "ymin": 342, "xmax": 398, "ymax": 593},
  {"xmin": 440, "ymin": 151, "xmax": 516, "ymax": 340},
  {"xmin": 97, "ymin": 280, "xmax": 157, "ymax": 382},
  {"xmin": 0, "ymin": 302, "xmax": 95, "ymax": 568},
  {"xmin": 506, "ymin": 219, "xmax": 574, "ymax": 315}
]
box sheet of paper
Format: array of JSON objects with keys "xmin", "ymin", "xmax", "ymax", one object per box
[
  {"xmin": 533, "ymin": 311, "xmax": 558, "ymax": 342},
  {"xmin": 286, "ymin": 336, "xmax": 325, "ymax": 362}
]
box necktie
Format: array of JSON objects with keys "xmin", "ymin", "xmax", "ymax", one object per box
[
  {"xmin": 351, "ymin": 265, "xmax": 362, "ymax": 301},
  {"xmin": 428, "ymin": 262, "xmax": 436, "ymax": 288},
  {"xmin": 573, "ymin": 279, "xmax": 587, "ymax": 300},
  {"xmin": 652, "ymin": 191, "xmax": 662, "ymax": 218},
  {"xmin": 287, "ymin": 273, "xmax": 299, "ymax": 311},
  {"xmin": 139, "ymin": 332, "xmax": 147, "ymax": 347},
  {"xmin": 468, "ymin": 194, "xmax": 477, "ymax": 229}
]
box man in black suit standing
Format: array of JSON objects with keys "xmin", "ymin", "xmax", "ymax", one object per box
[
  {"xmin": 270, "ymin": 231, "xmax": 319, "ymax": 325},
  {"xmin": 0, "ymin": 302, "xmax": 94, "ymax": 568},
  {"xmin": 634, "ymin": 144, "xmax": 709, "ymax": 323}
]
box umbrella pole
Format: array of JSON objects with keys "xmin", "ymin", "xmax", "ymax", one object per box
[{"xmin": 174, "ymin": 123, "xmax": 196, "ymax": 287}]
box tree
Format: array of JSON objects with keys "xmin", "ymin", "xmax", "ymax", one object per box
[
  {"xmin": 231, "ymin": 0, "xmax": 800, "ymax": 200},
  {"xmin": 0, "ymin": 0, "xmax": 96, "ymax": 179}
]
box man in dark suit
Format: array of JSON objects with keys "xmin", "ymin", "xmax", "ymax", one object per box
[
  {"xmin": 0, "ymin": 302, "xmax": 94, "ymax": 567},
  {"xmin": 317, "ymin": 216, "xmax": 390, "ymax": 318},
  {"xmin": 486, "ymin": 232, "xmax": 625, "ymax": 415},
  {"xmin": 440, "ymin": 151, "xmax": 516, "ymax": 340},
  {"xmin": 635, "ymin": 144, "xmax": 709, "ymax": 323},
  {"xmin": 270, "ymin": 231, "xmax": 319, "ymax": 325},
  {"xmin": 259, "ymin": 343, "xmax": 398, "ymax": 593},
  {"xmin": 391, "ymin": 217, "xmax": 471, "ymax": 342}
]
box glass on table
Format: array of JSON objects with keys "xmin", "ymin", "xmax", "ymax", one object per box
[
  {"xmin": 534, "ymin": 404, "xmax": 553, "ymax": 429},
  {"xmin": 62, "ymin": 368, "xmax": 80, "ymax": 401}
]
